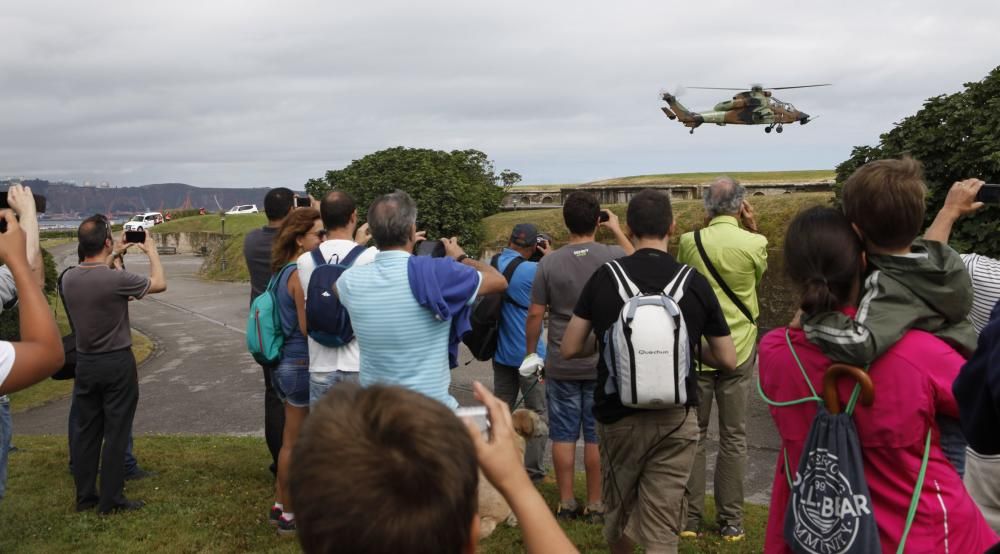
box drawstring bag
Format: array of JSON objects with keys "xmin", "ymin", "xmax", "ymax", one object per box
[
  {"xmin": 784, "ymin": 403, "xmax": 880, "ymax": 553},
  {"xmin": 760, "ymin": 329, "xmax": 931, "ymax": 554}
]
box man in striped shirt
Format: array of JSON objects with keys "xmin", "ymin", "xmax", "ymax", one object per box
[
  {"xmin": 336, "ymin": 191, "xmax": 508, "ymax": 408},
  {"xmin": 924, "ymin": 178, "xmax": 1000, "ymax": 334}
]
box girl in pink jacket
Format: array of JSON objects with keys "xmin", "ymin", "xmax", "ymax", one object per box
[{"xmin": 759, "ymin": 207, "xmax": 997, "ymax": 553}]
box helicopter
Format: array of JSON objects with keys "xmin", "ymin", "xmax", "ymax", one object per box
[{"xmin": 660, "ymin": 83, "xmax": 830, "ymax": 134}]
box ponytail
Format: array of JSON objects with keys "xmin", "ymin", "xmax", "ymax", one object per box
[{"xmin": 783, "ymin": 207, "xmax": 864, "ymax": 317}]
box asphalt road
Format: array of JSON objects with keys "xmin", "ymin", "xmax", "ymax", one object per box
[{"xmin": 14, "ymin": 249, "xmax": 782, "ymax": 505}]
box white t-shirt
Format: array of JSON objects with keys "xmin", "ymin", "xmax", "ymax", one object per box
[
  {"xmin": 297, "ymin": 240, "xmax": 378, "ymax": 374},
  {"xmin": 0, "ymin": 341, "xmax": 16, "ymax": 391}
]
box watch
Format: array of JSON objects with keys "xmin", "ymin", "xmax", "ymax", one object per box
[{"xmin": 456, "ymin": 254, "xmax": 470, "ymax": 264}]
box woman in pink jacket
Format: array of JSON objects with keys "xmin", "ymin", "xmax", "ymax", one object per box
[{"xmin": 759, "ymin": 207, "xmax": 998, "ymax": 553}]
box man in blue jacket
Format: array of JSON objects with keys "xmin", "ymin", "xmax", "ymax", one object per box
[{"xmin": 493, "ymin": 223, "xmax": 548, "ymax": 482}]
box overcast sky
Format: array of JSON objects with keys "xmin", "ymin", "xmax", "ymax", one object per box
[{"xmin": 2, "ymin": 0, "xmax": 998, "ymax": 188}]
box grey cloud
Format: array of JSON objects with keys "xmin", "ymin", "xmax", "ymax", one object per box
[{"xmin": 1, "ymin": 0, "xmax": 998, "ymax": 187}]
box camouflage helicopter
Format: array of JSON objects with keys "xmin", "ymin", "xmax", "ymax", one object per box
[{"xmin": 660, "ymin": 83, "xmax": 830, "ymax": 134}]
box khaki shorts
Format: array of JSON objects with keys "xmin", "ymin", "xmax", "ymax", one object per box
[{"xmin": 598, "ymin": 407, "xmax": 698, "ymax": 551}]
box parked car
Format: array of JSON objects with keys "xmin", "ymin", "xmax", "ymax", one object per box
[
  {"xmin": 123, "ymin": 212, "xmax": 164, "ymax": 231},
  {"xmin": 225, "ymin": 204, "xmax": 259, "ymax": 215}
]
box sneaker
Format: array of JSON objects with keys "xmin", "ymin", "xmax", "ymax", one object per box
[
  {"xmin": 582, "ymin": 504, "xmax": 605, "ymax": 525},
  {"xmin": 720, "ymin": 525, "xmax": 745, "ymax": 542},
  {"xmin": 98, "ymin": 499, "xmax": 145, "ymax": 515},
  {"xmin": 680, "ymin": 528, "xmax": 701, "ymax": 539},
  {"xmin": 268, "ymin": 506, "xmax": 283, "ymax": 527},
  {"xmin": 555, "ymin": 502, "xmax": 580, "ymax": 521},
  {"xmin": 276, "ymin": 516, "xmax": 297, "ymax": 537}
]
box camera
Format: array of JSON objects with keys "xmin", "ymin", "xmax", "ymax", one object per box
[
  {"xmin": 529, "ymin": 233, "xmax": 552, "ymax": 262},
  {"xmin": 413, "ymin": 239, "xmax": 447, "ymax": 257},
  {"xmin": 0, "ymin": 193, "xmax": 47, "ymax": 233},
  {"xmin": 0, "ymin": 193, "xmax": 47, "ymax": 214},
  {"xmin": 455, "ymin": 406, "xmax": 490, "ymax": 439},
  {"xmin": 124, "ymin": 229, "xmax": 147, "ymax": 244},
  {"xmin": 978, "ymin": 184, "xmax": 1000, "ymax": 203}
]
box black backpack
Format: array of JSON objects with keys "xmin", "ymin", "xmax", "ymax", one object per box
[{"xmin": 462, "ymin": 254, "xmax": 527, "ymax": 361}]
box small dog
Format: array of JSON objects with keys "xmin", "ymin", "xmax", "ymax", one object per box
[{"xmin": 477, "ymin": 408, "xmax": 548, "ymax": 539}]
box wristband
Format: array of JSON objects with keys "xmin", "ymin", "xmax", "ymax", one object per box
[{"xmin": 456, "ymin": 254, "xmax": 469, "ymax": 264}]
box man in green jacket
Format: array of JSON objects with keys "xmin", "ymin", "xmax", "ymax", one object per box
[{"xmin": 677, "ymin": 176, "xmax": 767, "ymax": 542}]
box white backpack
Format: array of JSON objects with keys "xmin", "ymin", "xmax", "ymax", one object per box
[{"xmin": 602, "ymin": 261, "xmax": 695, "ymax": 409}]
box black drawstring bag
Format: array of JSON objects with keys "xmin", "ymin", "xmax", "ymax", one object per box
[{"xmin": 784, "ymin": 405, "xmax": 880, "ymax": 554}]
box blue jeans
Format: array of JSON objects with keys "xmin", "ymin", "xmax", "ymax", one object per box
[
  {"xmin": 68, "ymin": 394, "xmax": 139, "ymax": 476},
  {"xmin": 309, "ymin": 371, "xmax": 360, "ymax": 407},
  {"xmin": 0, "ymin": 395, "xmax": 10, "ymax": 503},
  {"xmin": 546, "ymin": 378, "xmax": 598, "ymax": 444},
  {"xmin": 272, "ymin": 359, "xmax": 310, "ymax": 408},
  {"xmin": 937, "ymin": 415, "xmax": 967, "ymax": 477}
]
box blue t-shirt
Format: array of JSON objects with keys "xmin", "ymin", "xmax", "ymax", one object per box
[
  {"xmin": 336, "ymin": 251, "xmax": 481, "ymax": 409},
  {"xmin": 495, "ymin": 248, "xmax": 546, "ymax": 367}
]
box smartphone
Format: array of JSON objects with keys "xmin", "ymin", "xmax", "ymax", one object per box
[
  {"xmin": 455, "ymin": 406, "xmax": 490, "ymax": 438},
  {"xmin": 124, "ymin": 230, "xmax": 146, "ymax": 244},
  {"xmin": 0, "ymin": 193, "xmax": 47, "ymax": 213},
  {"xmin": 295, "ymin": 196, "xmax": 311, "ymax": 208},
  {"xmin": 977, "ymin": 183, "xmax": 1000, "ymax": 203},
  {"xmin": 599, "ymin": 210, "xmax": 610, "ymax": 223}
]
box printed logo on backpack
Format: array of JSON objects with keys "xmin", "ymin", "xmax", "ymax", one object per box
[{"xmin": 602, "ymin": 261, "xmax": 695, "ymax": 409}]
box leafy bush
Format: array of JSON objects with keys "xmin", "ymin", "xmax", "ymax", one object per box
[
  {"xmin": 835, "ymin": 66, "xmax": 1000, "ymax": 257},
  {"xmin": 305, "ymin": 147, "xmax": 518, "ymax": 255}
]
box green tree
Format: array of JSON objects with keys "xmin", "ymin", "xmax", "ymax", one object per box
[
  {"xmin": 835, "ymin": 66, "xmax": 1000, "ymax": 256},
  {"xmin": 305, "ymin": 147, "xmax": 513, "ymax": 254}
]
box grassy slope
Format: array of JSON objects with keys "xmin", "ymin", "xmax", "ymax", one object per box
[
  {"xmin": 152, "ymin": 214, "xmax": 267, "ymax": 282},
  {"xmin": 485, "ymin": 192, "xmax": 835, "ymax": 333},
  {"xmin": 484, "ymin": 192, "xmax": 832, "ymax": 248},
  {"xmin": 1, "ymin": 435, "xmax": 767, "ymax": 553},
  {"xmin": 517, "ymin": 169, "xmax": 834, "ymax": 189}
]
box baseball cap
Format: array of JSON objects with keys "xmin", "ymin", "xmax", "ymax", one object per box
[{"xmin": 509, "ymin": 223, "xmax": 539, "ymax": 247}]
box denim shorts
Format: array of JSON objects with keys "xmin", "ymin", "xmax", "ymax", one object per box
[
  {"xmin": 546, "ymin": 378, "xmax": 598, "ymax": 444},
  {"xmin": 272, "ymin": 359, "xmax": 310, "ymax": 408},
  {"xmin": 309, "ymin": 371, "xmax": 360, "ymax": 407}
]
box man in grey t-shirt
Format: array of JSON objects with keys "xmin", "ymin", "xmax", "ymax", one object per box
[
  {"xmin": 525, "ymin": 191, "xmax": 633, "ymax": 521},
  {"xmin": 63, "ymin": 215, "xmax": 166, "ymax": 514}
]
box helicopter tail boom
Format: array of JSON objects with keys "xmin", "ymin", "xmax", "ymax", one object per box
[{"xmin": 661, "ymin": 93, "xmax": 702, "ymax": 128}]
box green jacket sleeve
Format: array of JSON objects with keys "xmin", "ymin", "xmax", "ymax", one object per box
[{"xmin": 802, "ymin": 270, "xmax": 916, "ymax": 365}]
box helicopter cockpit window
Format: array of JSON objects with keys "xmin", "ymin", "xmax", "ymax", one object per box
[{"xmin": 770, "ymin": 96, "xmax": 795, "ymax": 111}]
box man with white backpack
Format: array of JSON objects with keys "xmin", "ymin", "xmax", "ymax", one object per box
[
  {"xmin": 296, "ymin": 191, "xmax": 377, "ymax": 405},
  {"xmin": 561, "ymin": 189, "xmax": 736, "ymax": 554}
]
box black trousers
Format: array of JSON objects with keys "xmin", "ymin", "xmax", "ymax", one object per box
[
  {"xmin": 71, "ymin": 349, "xmax": 139, "ymax": 512},
  {"xmin": 261, "ymin": 362, "xmax": 284, "ymax": 474}
]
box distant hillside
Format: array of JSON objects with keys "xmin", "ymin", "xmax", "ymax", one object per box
[{"xmin": 0, "ymin": 180, "xmax": 293, "ymax": 217}]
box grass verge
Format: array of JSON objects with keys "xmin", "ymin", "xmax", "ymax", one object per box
[{"xmin": 0, "ymin": 435, "xmax": 766, "ymax": 553}]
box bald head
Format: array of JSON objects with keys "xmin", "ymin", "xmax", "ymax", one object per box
[
  {"xmin": 320, "ymin": 190, "xmax": 357, "ymax": 231},
  {"xmin": 704, "ymin": 176, "xmax": 745, "ymax": 218}
]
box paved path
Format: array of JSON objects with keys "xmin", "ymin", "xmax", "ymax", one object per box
[{"xmin": 14, "ymin": 249, "xmax": 782, "ymax": 504}]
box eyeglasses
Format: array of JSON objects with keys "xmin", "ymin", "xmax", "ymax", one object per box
[{"xmin": 313, "ymin": 229, "xmax": 327, "ymax": 240}]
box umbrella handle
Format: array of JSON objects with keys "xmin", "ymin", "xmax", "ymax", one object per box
[{"xmin": 823, "ymin": 363, "xmax": 874, "ymax": 414}]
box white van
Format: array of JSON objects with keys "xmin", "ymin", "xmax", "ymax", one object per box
[
  {"xmin": 225, "ymin": 204, "xmax": 259, "ymax": 215},
  {"xmin": 124, "ymin": 212, "xmax": 163, "ymax": 231}
]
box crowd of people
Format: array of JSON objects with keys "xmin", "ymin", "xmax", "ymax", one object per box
[{"xmin": 0, "ymin": 157, "xmax": 999, "ymax": 553}]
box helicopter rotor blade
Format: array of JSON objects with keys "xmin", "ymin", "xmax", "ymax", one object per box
[
  {"xmin": 687, "ymin": 86, "xmax": 746, "ymax": 90},
  {"xmin": 769, "ymin": 84, "xmax": 832, "ymax": 90}
]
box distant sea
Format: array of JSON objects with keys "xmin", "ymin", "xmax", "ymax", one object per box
[{"xmin": 40, "ymin": 219, "xmax": 84, "ymax": 230}]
